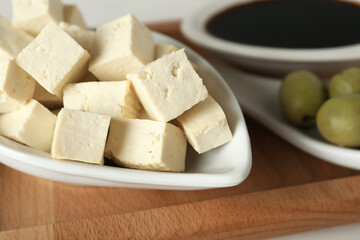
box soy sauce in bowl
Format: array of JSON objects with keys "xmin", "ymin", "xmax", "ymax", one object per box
[{"xmin": 206, "ymin": 0, "xmax": 360, "ymax": 49}]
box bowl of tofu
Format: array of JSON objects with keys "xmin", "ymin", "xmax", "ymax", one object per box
[{"xmin": 0, "ymin": 0, "xmax": 251, "ymax": 190}]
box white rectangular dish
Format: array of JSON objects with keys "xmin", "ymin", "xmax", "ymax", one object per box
[{"xmin": 0, "ymin": 32, "xmax": 252, "ymax": 190}]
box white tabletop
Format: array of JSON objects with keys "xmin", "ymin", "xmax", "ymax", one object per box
[{"xmin": 1, "ymin": 0, "xmax": 359, "ymax": 239}]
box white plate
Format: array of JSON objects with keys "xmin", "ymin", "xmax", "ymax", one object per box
[
  {"xmin": 215, "ymin": 63, "xmax": 360, "ymax": 170},
  {"xmin": 181, "ymin": 0, "xmax": 360, "ymax": 77},
  {"xmin": 0, "ymin": 32, "xmax": 252, "ymax": 190}
]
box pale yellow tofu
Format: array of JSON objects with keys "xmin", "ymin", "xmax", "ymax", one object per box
[
  {"xmin": 89, "ymin": 14, "xmax": 155, "ymax": 81},
  {"xmin": 16, "ymin": 21, "xmax": 90, "ymax": 97},
  {"xmin": 105, "ymin": 119, "xmax": 187, "ymax": 172},
  {"xmin": 33, "ymin": 83, "xmax": 62, "ymax": 109},
  {"xmin": 0, "ymin": 59, "xmax": 36, "ymax": 113},
  {"xmin": 176, "ymin": 96, "xmax": 233, "ymax": 154},
  {"xmin": 63, "ymin": 81, "xmax": 141, "ymax": 119},
  {"xmin": 155, "ymin": 44, "xmax": 178, "ymax": 59},
  {"xmin": 127, "ymin": 49, "xmax": 208, "ymax": 122},
  {"xmin": 0, "ymin": 100, "xmax": 57, "ymax": 152},
  {"xmin": 155, "ymin": 44, "xmax": 199, "ymax": 71},
  {"xmin": 63, "ymin": 4, "xmax": 87, "ymax": 29},
  {"xmin": 12, "ymin": 0, "xmax": 63, "ymax": 36},
  {"xmin": 33, "ymin": 72, "xmax": 96, "ymax": 110},
  {"xmin": 0, "ymin": 15, "xmax": 34, "ymax": 60},
  {"xmin": 51, "ymin": 109, "xmax": 111, "ymax": 165},
  {"xmin": 59, "ymin": 21, "xmax": 95, "ymax": 55}
]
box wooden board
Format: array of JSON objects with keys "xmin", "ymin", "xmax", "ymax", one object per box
[{"xmin": 1, "ymin": 22, "xmax": 360, "ymax": 240}]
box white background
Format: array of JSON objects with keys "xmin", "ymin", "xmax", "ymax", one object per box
[{"xmin": 2, "ymin": 0, "xmax": 360, "ymax": 239}]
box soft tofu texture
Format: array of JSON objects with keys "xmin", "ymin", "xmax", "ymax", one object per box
[
  {"xmin": 16, "ymin": 21, "xmax": 90, "ymax": 97},
  {"xmin": 0, "ymin": 59, "xmax": 36, "ymax": 113},
  {"xmin": 155, "ymin": 44, "xmax": 199, "ymax": 72},
  {"xmin": 0, "ymin": 15, "xmax": 34, "ymax": 60},
  {"xmin": 63, "ymin": 81, "xmax": 141, "ymax": 119},
  {"xmin": 63, "ymin": 5, "xmax": 87, "ymax": 29},
  {"xmin": 33, "ymin": 72, "xmax": 96, "ymax": 110},
  {"xmin": 12, "ymin": 0, "xmax": 63, "ymax": 36},
  {"xmin": 0, "ymin": 100, "xmax": 57, "ymax": 152},
  {"xmin": 59, "ymin": 22, "xmax": 95, "ymax": 55},
  {"xmin": 176, "ymin": 96, "xmax": 233, "ymax": 154},
  {"xmin": 33, "ymin": 83, "xmax": 62, "ymax": 109},
  {"xmin": 155, "ymin": 44, "xmax": 178, "ymax": 59},
  {"xmin": 105, "ymin": 119, "xmax": 187, "ymax": 172},
  {"xmin": 89, "ymin": 14, "xmax": 155, "ymax": 81},
  {"xmin": 51, "ymin": 109, "xmax": 111, "ymax": 165},
  {"xmin": 127, "ymin": 49, "xmax": 208, "ymax": 122}
]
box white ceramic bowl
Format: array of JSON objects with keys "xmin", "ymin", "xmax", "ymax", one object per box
[
  {"xmin": 181, "ymin": 0, "xmax": 360, "ymax": 77},
  {"xmin": 0, "ymin": 32, "xmax": 252, "ymax": 190}
]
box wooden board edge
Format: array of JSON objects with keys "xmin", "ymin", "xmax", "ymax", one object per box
[{"xmin": 1, "ymin": 175, "xmax": 360, "ymax": 240}]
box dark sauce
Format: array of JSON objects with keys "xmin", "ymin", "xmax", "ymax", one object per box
[{"xmin": 206, "ymin": 0, "xmax": 360, "ymax": 49}]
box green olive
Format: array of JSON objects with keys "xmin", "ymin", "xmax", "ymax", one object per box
[
  {"xmin": 279, "ymin": 70, "xmax": 327, "ymax": 127},
  {"xmin": 316, "ymin": 94, "xmax": 360, "ymax": 147},
  {"xmin": 329, "ymin": 67, "xmax": 360, "ymax": 98}
]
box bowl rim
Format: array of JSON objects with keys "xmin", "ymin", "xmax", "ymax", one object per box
[{"xmin": 181, "ymin": 0, "xmax": 360, "ymax": 63}]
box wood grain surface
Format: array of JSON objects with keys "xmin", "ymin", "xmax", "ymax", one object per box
[{"xmin": 1, "ymin": 22, "xmax": 360, "ymax": 240}]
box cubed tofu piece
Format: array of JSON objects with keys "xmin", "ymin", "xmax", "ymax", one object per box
[
  {"xmin": 155, "ymin": 44, "xmax": 199, "ymax": 71},
  {"xmin": 33, "ymin": 83, "xmax": 62, "ymax": 109},
  {"xmin": 127, "ymin": 49, "xmax": 208, "ymax": 122},
  {"xmin": 51, "ymin": 109, "xmax": 111, "ymax": 165},
  {"xmin": 0, "ymin": 15, "xmax": 34, "ymax": 60},
  {"xmin": 0, "ymin": 59, "xmax": 36, "ymax": 113},
  {"xmin": 63, "ymin": 5, "xmax": 87, "ymax": 29},
  {"xmin": 155, "ymin": 44, "xmax": 178, "ymax": 59},
  {"xmin": 16, "ymin": 21, "xmax": 90, "ymax": 97},
  {"xmin": 105, "ymin": 119, "xmax": 187, "ymax": 172},
  {"xmin": 0, "ymin": 99, "xmax": 57, "ymax": 152},
  {"xmin": 34, "ymin": 71, "xmax": 95, "ymax": 109},
  {"xmin": 63, "ymin": 81, "xmax": 141, "ymax": 119},
  {"xmin": 176, "ymin": 96, "xmax": 233, "ymax": 153},
  {"xmin": 59, "ymin": 21, "xmax": 95, "ymax": 55},
  {"xmin": 12, "ymin": 0, "xmax": 63, "ymax": 36},
  {"xmin": 89, "ymin": 14, "xmax": 154, "ymax": 81}
]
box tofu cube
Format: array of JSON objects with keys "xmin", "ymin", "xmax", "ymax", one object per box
[
  {"xmin": 0, "ymin": 59, "xmax": 36, "ymax": 113},
  {"xmin": 0, "ymin": 100, "xmax": 57, "ymax": 152},
  {"xmin": 33, "ymin": 83, "xmax": 62, "ymax": 109},
  {"xmin": 16, "ymin": 21, "xmax": 91, "ymax": 97},
  {"xmin": 176, "ymin": 96, "xmax": 233, "ymax": 153},
  {"xmin": 89, "ymin": 14, "xmax": 155, "ymax": 81},
  {"xmin": 155, "ymin": 44, "xmax": 199, "ymax": 71},
  {"xmin": 105, "ymin": 119, "xmax": 187, "ymax": 172},
  {"xmin": 59, "ymin": 22, "xmax": 95, "ymax": 55},
  {"xmin": 155, "ymin": 44, "xmax": 178, "ymax": 59},
  {"xmin": 51, "ymin": 109, "xmax": 111, "ymax": 165},
  {"xmin": 63, "ymin": 5, "xmax": 87, "ymax": 29},
  {"xmin": 63, "ymin": 81, "xmax": 141, "ymax": 119},
  {"xmin": 0, "ymin": 15, "xmax": 34, "ymax": 60},
  {"xmin": 12, "ymin": 0, "xmax": 63, "ymax": 36},
  {"xmin": 127, "ymin": 49, "xmax": 208, "ymax": 122}
]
